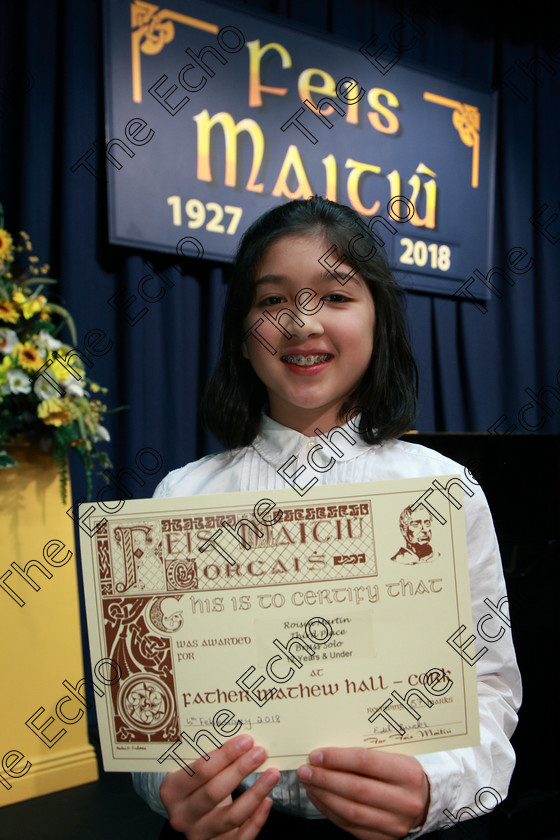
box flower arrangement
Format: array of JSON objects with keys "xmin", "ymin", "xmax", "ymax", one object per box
[{"xmin": 0, "ymin": 206, "xmax": 113, "ymax": 501}]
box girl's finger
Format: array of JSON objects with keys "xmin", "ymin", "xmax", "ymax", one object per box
[
  {"xmin": 192, "ymin": 746, "xmax": 275, "ymax": 820},
  {"xmin": 218, "ymin": 795, "xmax": 273, "ymax": 840},
  {"xmin": 161, "ymin": 733, "xmax": 254, "ymax": 805},
  {"xmin": 304, "ymin": 786, "xmax": 409, "ymax": 840},
  {"xmin": 305, "ymin": 747, "xmax": 426, "ymax": 789},
  {"xmin": 197, "ymin": 768, "xmax": 279, "ymax": 838},
  {"xmin": 299, "ymin": 765, "xmax": 399, "ymax": 811},
  {"xmin": 238, "ymin": 795, "xmax": 275, "ymax": 840}
]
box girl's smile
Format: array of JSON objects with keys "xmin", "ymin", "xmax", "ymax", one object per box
[
  {"xmin": 242, "ymin": 233, "xmax": 376, "ymax": 435},
  {"xmin": 281, "ymin": 350, "xmax": 333, "ymax": 374}
]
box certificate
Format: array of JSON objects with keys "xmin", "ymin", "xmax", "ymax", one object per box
[{"xmin": 78, "ymin": 477, "xmax": 480, "ymax": 772}]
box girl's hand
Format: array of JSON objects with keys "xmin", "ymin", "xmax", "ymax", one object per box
[
  {"xmin": 160, "ymin": 734, "xmax": 280, "ymax": 840},
  {"xmin": 297, "ymin": 747, "xmax": 430, "ymax": 839}
]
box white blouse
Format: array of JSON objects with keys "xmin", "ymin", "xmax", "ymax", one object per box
[{"xmin": 132, "ymin": 415, "xmax": 521, "ymax": 837}]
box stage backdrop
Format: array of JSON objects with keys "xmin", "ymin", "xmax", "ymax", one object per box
[
  {"xmin": 102, "ymin": 0, "xmax": 496, "ymax": 297},
  {"xmin": 0, "ymin": 0, "xmax": 558, "ymax": 493}
]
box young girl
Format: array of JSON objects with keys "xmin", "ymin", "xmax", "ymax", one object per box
[{"xmin": 133, "ymin": 196, "xmax": 521, "ymax": 840}]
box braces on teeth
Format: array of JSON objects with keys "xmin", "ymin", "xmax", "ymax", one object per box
[{"xmin": 282, "ymin": 354, "xmax": 331, "ymax": 366}]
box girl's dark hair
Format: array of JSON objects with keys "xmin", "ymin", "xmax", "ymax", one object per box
[{"xmin": 203, "ymin": 195, "xmax": 418, "ymax": 448}]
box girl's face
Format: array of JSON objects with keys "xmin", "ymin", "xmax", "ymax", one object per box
[{"xmin": 241, "ymin": 232, "xmax": 376, "ymax": 435}]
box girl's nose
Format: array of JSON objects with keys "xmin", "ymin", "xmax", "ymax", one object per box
[{"xmin": 289, "ymin": 311, "xmax": 324, "ymax": 339}]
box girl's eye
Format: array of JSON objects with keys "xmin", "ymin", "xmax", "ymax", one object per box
[
  {"xmin": 324, "ymin": 293, "xmax": 349, "ymax": 303},
  {"xmin": 259, "ymin": 295, "xmax": 284, "ymax": 306},
  {"xmin": 256, "ymin": 292, "xmax": 349, "ymax": 306}
]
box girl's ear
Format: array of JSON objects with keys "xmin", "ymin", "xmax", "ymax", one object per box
[{"xmin": 241, "ymin": 339, "xmax": 249, "ymax": 360}]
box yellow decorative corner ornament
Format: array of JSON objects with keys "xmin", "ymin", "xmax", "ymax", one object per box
[
  {"xmin": 130, "ymin": 0, "xmax": 219, "ymax": 103},
  {"xmin": 423, "ymin": 92, "xmax": 481, "ymax": 188}
]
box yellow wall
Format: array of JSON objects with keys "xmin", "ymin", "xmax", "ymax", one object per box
[{"xmin": 0, "ymin": 445, "xmax": 98, "ymax": 805}]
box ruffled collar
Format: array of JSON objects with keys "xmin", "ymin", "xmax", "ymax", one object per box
[{"xmin": 251, "ymin": 412, "xmax": 373, "ymax": 469}]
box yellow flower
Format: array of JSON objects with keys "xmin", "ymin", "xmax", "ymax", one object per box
[
  {"xmin": 0, "ymin": 228, "xmax": 14, "ymax": 262},
  {"xmin": 37, "ymin": 397, "xmax": 74, "ymax": 427},
  {"xmin": 0, "ymin": 301, "xmax": 20, "ymax": 324},
  {"xmin": 48, "ymin": 348, "xmax": 84, "ymax": 382},
  {"xmin": 1, "ymin": 355, "xmax": 13, "ymax": 373},
  {"xmin": 21, "ymin": 294, "xmax": 47, "ymax": 320},
  {"xmin": 19, "ymin": 231, "xmax": 33, "ymax": 251},
  {"xmin": 14, "ymin": 341, "xmax": 44, "ymax": 372},
  {"xmin": 12, "ymin": 291, "xmax": 48, "ymax": 319}
]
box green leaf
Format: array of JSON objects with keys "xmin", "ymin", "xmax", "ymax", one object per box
[
  {"xmin": 20, "ymin": 277, "xmax": 58, "ymax": 289},
  {"xmin": 76, "ymin": 412, "xmax": 89, "ymax": 443},
  {"xmin": 46, "ymin": 304, "xmax": 77, "ymax": 345}
]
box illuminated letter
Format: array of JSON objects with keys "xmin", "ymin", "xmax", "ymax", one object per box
[
  {"xmin": 194, "ymin": 110, "xmax": 264, "ymax": 192},
  {"xmin": 112, "ymin": 525, "xmax": 153, "ymax": 591},
  {"xmin": 321, "ymin": 153, "xmax": 338, "ymax": 201},
  {"xmin": 345, "ymin": 159, "xmax": 382, "ymax": 215},
  {"xmin": 272, "ymin": 144, "xmax": 313, "ymax": 199},
  {"xmin": 246, "ymin": 40, "xmax": 292, "ymax": 107},
  {"xmin": 408, "ymin": 163, "xmax": 437, "ymax": 228},
  {"xmin": 367, "ymin": 88, "xmax": 400, "ymax": 134}
]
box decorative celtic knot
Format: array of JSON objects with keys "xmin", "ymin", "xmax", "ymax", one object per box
[
  {"xmin": 423, "ymin": 92, "xmax": 481, "ymax": 188},
  {"xmin": 138, "ymin": 631, "xmax": 170, "ymax": 664},
  {"xmin": 129, "ymin": 1, "xmax": 219, "ymax": 103},
  {"xmin": 136, "ymin": 15, "xmax": 175, "ymax": 56},
  {"xmin": 452, "ymin": 104, "xmax": 480, "ymax": 149},
  {"xmin": 118, "ymin": 674, "xmax": 174, "ymax": 733},
  {"xmin": 106, "ymin": 597, "xmax": 146, "ymax": 626},
  {"xmin": 131, "ymin": 1, "xmax": 160, "ymax": 29}
]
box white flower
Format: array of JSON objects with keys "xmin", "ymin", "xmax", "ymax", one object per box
[
  {"xmin": 33, "ymin": 375, "xmax": 60, "ymax": 401},
  {"xmin": 93, "ymin": 425, "xmax": 110, "ymax": 442},
  {"xmin": 61, "ymin": 378, "xmax": 85, "ymax": 397},
  {"xmin": 35, "ymin": 330, "xmax": 63, "ymax": 351},
  {"xmin": 0, "ymin": 328, "xmax": 18, "ymax": 355},
  {"xmin": 7, "ymin": 368, "xmax": 32, "ymax": 394}
]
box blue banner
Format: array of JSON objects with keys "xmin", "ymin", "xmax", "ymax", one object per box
[{"xmin": 100, "ymin": 0, "xmax": 496, "ymax": 296}]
